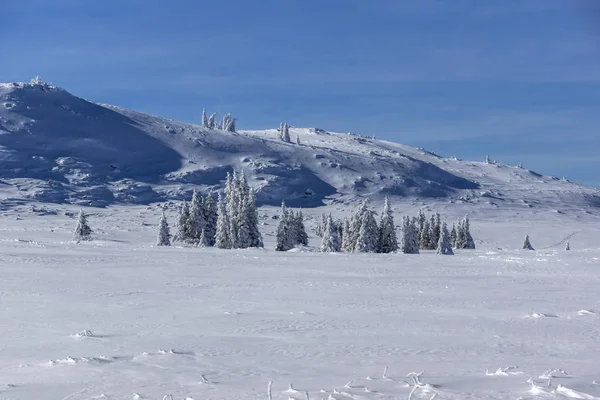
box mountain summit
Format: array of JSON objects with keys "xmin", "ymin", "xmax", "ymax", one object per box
[{"xmin": 1, "ymin": 79, "xmax": 598, "ymax": 211}]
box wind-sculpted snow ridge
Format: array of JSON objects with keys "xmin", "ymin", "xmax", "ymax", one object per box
[{"xmin": 2, "ymin": 80, "xmax": 600, "ymax": 211}]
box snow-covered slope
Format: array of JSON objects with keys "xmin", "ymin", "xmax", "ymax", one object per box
[{"xmin": 1, "ymin": 80, "xmax": 599, "ymax": 212}]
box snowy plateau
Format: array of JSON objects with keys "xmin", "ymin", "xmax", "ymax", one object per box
[{"xmin": 1, "ymin": 80, "xmax": 600, "ymax": 400}]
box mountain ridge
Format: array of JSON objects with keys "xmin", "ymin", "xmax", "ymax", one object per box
[{"xmin": 1, "ymin": 79, "xmax": 599, "ymax": 213}]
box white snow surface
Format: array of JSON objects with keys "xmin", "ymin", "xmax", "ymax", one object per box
[
  {"xmin": 1, "ymin": 202, "xmax": 600, "ymax": 400},
  {"xmin": 1, "ymin": 80, "xmax": 600, "ymax": 212}
]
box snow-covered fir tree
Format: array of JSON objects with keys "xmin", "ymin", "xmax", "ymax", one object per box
[
  {"xmin": 355, "ymin": 209, "xmax": 379, "ymax": 253},
  {"xmin": 315, "ymin": 213, "xmax": 328, "ymax": 237},
  {"xmin": 222, "ymin": 113, "xmax": 233, "ymax": 132},
  {"xmin": 202, "ymin": 192, "xmax": 218, "ymax": 246},
  {"xmin": 173, "ymin": 201, "xmax": 191, "ymax": 242},
  {"xmin": 341, "ymin": 218, "xmax": 353, "ymax": 252},
  {"xmin": 419, "ymin": 219, "xmax": 432, "ymax": 250},
  {"xmin": 378, "ymin": 197, "xmax": 398, "ymax": 253},
  {"xmin": 462, "ymin": 216, "xmax": 475, "ymax": 249},
  {"xmin": 455, "ymin": 216, "xmax": 475, "ymax": 249},
  {"xmin": 485, "ymin": 154, "xmax": 491, "ymax": 164},
  {"xmin": 275, "ymin": 201, "xmax": 294, "ymax": 251},
  {"xmin": 292, "ymin": 210, "xmax": 308, "ymax": 246},
  {"xmin": 450, "ymin": 223, "xmax": 457, "ymax": 248},
  {"xmin": 349, "ymin": 200, "xmax": 370, "ymax": 252},
  {"xmin": 281, "ymin": 123, "xmax": 291, "ymax": 143},
  {"xmin": 201, "ymin": 108, "xmax": 208, "ymax": 128},
  {"xmin": 417, "ymin": 209, "xmax": 426, "ymax": 237},
  {"xmin": 245, "ymin": 188, "xmax": 263, "ymax": 248},
  {"xmin": 431, "ymin": 212, "xmax": 441, "ymax": 247},
  {"xmin": 225, "ymin": 116, "xmax": 237, "ymax": 132},
  {"xmin": 189, "ymin": 190, "xmax": 205, "ymax": 244},
  {"xmin": 157, "ymin": 210, "xmax": 171, "ymax": 246},
  {"xmin": 208, "ymin": 112, "xmax": 217, "ymax": 129},
  {"xmin": 296, "ymin": 135, "xmax": 300, "ymax": 145},
  {"xmin": 436, "ymin": 222, "xmax": 453, "ymax": 255},
  {"xmin": 320, "ymin": 214, "xmax": 341, "ymax": 252},
  {"xmin": 198, "ymin": 227, "xmax": 210, "ymax": 248},
  {"xmin": 215, "ymin": 193, "xmax": 231, "ymax": 249},
  {"xmin": 565, "ymin": 241, "xmax": 570, "ymax": 251},
  {"xmin": 400, "ymin": 216, "xmax": 419, "ymax": 254},
  {"xmin": 73, "ymin": 209, "xmax": 93, "ymax": 242},
  {"xmin": 523, "ymin": 234, "xmax": 534, "ymax": 250}
]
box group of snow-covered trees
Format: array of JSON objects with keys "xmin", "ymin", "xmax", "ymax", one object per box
[
  {"xmin": 416, "ymin": 210, "xmax": 475, "ymax": 251},
  {"xmin": 314, "ymin": 199, "xmax": 474, "ymax": 255},
  {"xmin": 157, "ymin": 171, "xmax": 262, "ymax": 249},
  {"xmin": 201, "ymin": 109, "xmax": 236, "ymax": 132},
  {"xmin": 278, "ymin": 122, "xmax": 300, "ymax": 144},
  {"xmin": 274, "ymin": 201, "xmax": 309, "ymax": 251}
]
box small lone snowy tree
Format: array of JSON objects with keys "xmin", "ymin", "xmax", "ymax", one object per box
[
  {"xmin": 320, "ymin": 214, "xmax": 341, "ymax": 252},
  {"xmin": 157, "ymin": 211, "xmax": 171, "ymax": 246},
  {"xmin": 565, "ymin": 241, "xmax": 570, "ymax": 251},
  {"xmin": 280, "ymin": 123, "xmax": 291, "ymax": 143},
  {"xmin": 523, "ymin": 234, "xmax": 534, "ymax": 250},
  {"xmin": 485, "ymin": 154, "xmax": 491, "ymax": 164},
  {"xmin": 436, "ymin": 222, "xmax": 453, "ymax": 255},
  {"xmin": 296, "ymin": 135, "xmax": 301, "ymax": 145},
  {"xmin": 378, "ymin": 197, "xmax": 398, "ymax": 253},
  {"xmin": 73, "ymin": 209, "xmax": 93, "ymax": 242},
  {"xmin": 202, "ymin": 108, "xmax": 209, "ymax": 128}
]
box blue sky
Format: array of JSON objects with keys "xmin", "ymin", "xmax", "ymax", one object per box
[{"xmin": 2, "ymin": 0, "xmax": 600, "ymax": 186}]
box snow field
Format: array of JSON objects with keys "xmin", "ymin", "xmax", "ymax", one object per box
[{"xmin": 0, "ymin": 205, "xmax": 599, "ymax": 399}]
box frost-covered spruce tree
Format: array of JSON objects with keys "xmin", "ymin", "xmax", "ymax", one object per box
[
  {"xmin": 222, "ymin": 113, "xmax": 232, "ymax": 132},
  {"xmin": 419, "ymin": 219, "xmax": 432, "ymax": 250},
  {"xmin": 462, "ymin": 216, "xmax": 475, "ymax": 249},
  {"xmin": 275, "ymin": 201, "xmax": 294, "ymax": 251},
  {"xmin": 157, "ymin": 210, "xmax": 171, "ymax": 246},
  {"xmin": 202, "ymin": 192, "xmax": 218, "ymax": 246},
  {"xmin": 197, "ymin": 227, "xmax": 209, "ymax": 248},
  {"xmin": 450, "ymin": 223, "xmax": 457, "ymax": 248},
  {"xmin": 341, "ymin": 218, "xmax": 353, "ymax": 252},
  {"xmin": 296, "ymin": 135, "xmax": 300, "ymax": 145},
  {"xmin": 431, "ymin": 212, "xmax": 441, "ymax": 247},
  {"xmin": 378, "ymin": 198, "xmax": 398, "ymax": 253},
  {"xmin": 349, "ymin": 200, "xmax": 370, "ymax": 251},
  {"xmin": 189, "ymin": 190, "xmax": 205, "ymax": 243},
  {"xmin": 202, "ymin": 108, "xmax": 209, "ymax": 128},
  {"xmin": 73, "ymin": 209, "xmax": 93, "ymax": 242},
  {"xmin": 245, "ymin": 188, "xmax": 263, "ymax": 248},
  {"xmin": 293, "ymin": 210, "xmax": 308, "ymax": 246},
  {"xmin": 320, "ymin": 214, "xmax": 341, "ymax": 252},
  {"xmin": 315, "ymin": 213, "xmax": 327, "ymax": 237},
  {"xmin": 436, "ymin": 222, "xmax": 453, "ymax": 255},
  {"xmin": 417, "ymin": 209, "xmax": 426, "ymax": 237},
  {"xmin": 208, "ymin": 112, "xmax": 217, "ymax": 129},
  {"xmin": 225, "ymin": 172, "xmax": 239, "ymax": 247},
  {"xmin": 400, "ymin": 216, "xmax": 419, "ymax": 254},
  {"xmin": 215, "ymin": 193, "xmax": 231, "ymax": 249},
  {"xmin": 355, "ymin": 210, "xmax": 379, "ymax": 252},
  {"xmin": 565, "ymin": 241, "xmax": 570, "ymax": 251},
  {"xmin": 282, "ymin": 123, "xmax": 291, "ymax": 143},
  {"xmin": 523, "ymin": 234, "xmax": 534, "ymax": 250},
  {"xmin": 174, "ymin": 201, "xmax": 191, "ymax": 242},
  {"xmin": 225, "ymin": 117, "xmax": 237, "ymax": 132}
]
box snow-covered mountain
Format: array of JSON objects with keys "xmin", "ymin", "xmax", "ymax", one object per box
[{"xmin": 1, "ymin": 79, "xmax": 599, "ymax": 212}]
